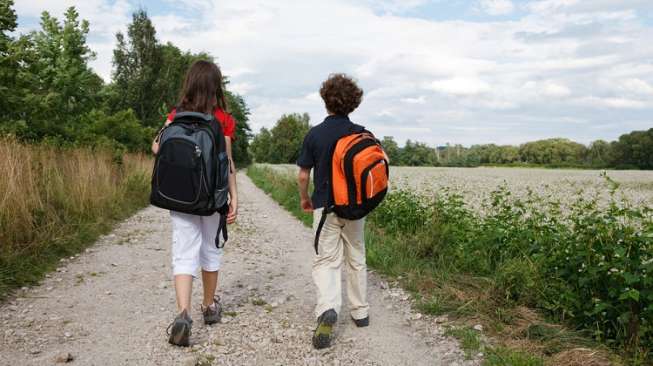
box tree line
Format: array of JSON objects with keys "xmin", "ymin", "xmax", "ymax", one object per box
[
  {"xmin": 0, "ymin": 1, "xmax": 252, "ymax": 166},
  {"xmin": 252, "ymin": 113, "xmax": 652, "ymax": 170}
]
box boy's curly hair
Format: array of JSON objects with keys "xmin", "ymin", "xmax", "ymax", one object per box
[{"xmin": 320, "ymin": 74, "xmax": 363, "ymax": 116}]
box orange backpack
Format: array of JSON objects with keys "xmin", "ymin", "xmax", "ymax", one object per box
[{"xmin": 314, "ymin": 126, "xmax": 389, "ymax": 253}]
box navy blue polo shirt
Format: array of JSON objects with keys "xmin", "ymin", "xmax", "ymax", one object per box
[{"xmin": 297, "ymin": 115, "xmax": 365, "ymax": 209}]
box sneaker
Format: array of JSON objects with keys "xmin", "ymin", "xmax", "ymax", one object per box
[
  {"xmin": 202, "ymin": 296, "xmax": 223, "ymax": 325},
  {"xmin": 352, "ymin": 316, "xmax": 369, "ymax": 328},
  {"xmin": 167, "ymin": 309, "xmax": 192, "ymax": 347},
  {"xmin": 312, "ymin": 309, "xmax": 337, "ymax": 350}
]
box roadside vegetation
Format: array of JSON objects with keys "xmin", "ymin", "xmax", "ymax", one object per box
[
  {"xmin": 0, "ymin": 139, "xmax": 151, "ymax": 298},
  {"xmin": 0, "ymin": 1, "xmax": 252, "ymax": 166},
  {"xmin": 0, "ymin": 0, "xmax": 254, "ymax": 297},
  {"xmin": 247, "ymin": 164, "xmax": 652, "ymax": 365},
  {"xmin": 249, "ymin": 111, "xmax": 652, "ymax": 170}
]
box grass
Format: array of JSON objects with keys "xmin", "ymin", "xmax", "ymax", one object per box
[
  {"xmin": 0, "ymin": 138, "xmax": 151, "ymax": 298},
  {"xmin": 445, "ymin": 326, "xmax": 483, "ymax": 359},
  {"xmin": 444, "ymin": 326, "xmax": 545, "ymax": 365},
  {"xmin": 246, "ymin": 164, "xmax": 649, "ymax": 365},
  {"xmin": 246, "ymin": 163, "xmax": 312, "ymax": 226},
  {"xmin": 252, "ymin": 298, "xmax": 267, "ymax": 306}
]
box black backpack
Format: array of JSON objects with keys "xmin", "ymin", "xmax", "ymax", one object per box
[{"xmin": 150, "ymin": 111, "xmax": 230, "ymax": 247}]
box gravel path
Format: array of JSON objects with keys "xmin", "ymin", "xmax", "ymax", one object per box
[{"xmin": 0, "ymin": 173, "xmax": 474, "ymax": 366}]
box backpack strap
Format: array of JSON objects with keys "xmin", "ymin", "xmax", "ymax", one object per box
[
  {"xmin": 173, "ymin": 111, "xmax": 222, "ymax": 138},
  {"xmin": 314, "ymin": 208, "xmax": 328, "ymax": 254},
  {"xmin": 215, "ymin": 204, "xmax": 229, "ymax": 248},
  {"xmin": 313, "ymin": 123, "xmax": 367, "ymax": 255}
]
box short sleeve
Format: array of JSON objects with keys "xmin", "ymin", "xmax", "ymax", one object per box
[
  {"xmin": 167, "ymin": 109, "xmax": 177, "ymax": 122},
  {"xmin": 297, "ymin": 131, "xmax": 314, "ymax": 168},
  {"xmin": 215, "ymin": 109, "xmax": 236, "ymax": 141}
]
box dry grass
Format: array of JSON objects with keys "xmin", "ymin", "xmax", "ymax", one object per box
[
  {"xmin": 0, "ymin": 138, "xmax": 152, "ymax": 296},
  {"xmin": 549, "ymin": 348, "xmax": 615, "ymax": 366}
]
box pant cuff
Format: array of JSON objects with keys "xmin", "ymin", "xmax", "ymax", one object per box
[
  {"xmin": 315, "ymin": 304, "xmax": 340, "ymax": 319},
  {"xmin": 351, "ymin": 308, "xmax": 369, "ymax": 320}
]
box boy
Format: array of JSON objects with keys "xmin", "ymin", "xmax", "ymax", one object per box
[{"xmin": 297, "ymin": 73, "xmax": 370, "ymax": 350}]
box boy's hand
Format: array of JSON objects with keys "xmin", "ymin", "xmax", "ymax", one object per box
[
  {"xmin": 227, "ymin": 201, "xmax": 238, "ymax": 224},
  {"xmin": 301, "ymin": 198, "xmax": 314, "ymax": 213}
]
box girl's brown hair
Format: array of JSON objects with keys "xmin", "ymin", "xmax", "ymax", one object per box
[{"xmin": 178, "ymin": 60, "xmax": 228, "ymax": 114}]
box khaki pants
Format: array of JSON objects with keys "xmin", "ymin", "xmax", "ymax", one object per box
[{"xmin": 312, "ymin": 208, "xmax": 369, "ymax": 320}]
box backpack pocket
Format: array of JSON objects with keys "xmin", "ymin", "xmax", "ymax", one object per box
[
  {"xmin": 155, "ymin": 138, "xmax": 207, "ymax": 205},
  {"xmin": 213, "ymin": 151, "xmax": 230, "ymax": 208}
]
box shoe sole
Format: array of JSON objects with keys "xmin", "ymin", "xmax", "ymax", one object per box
[
  {"xmin": 352, "ymin": 317, "xmax": 370, "ymax": 327},
  {"xmin": 312, "ymin": 311, "xmax": 337, "ymax": 350},
  {"xmin": 204, "ymin": 316, "xmax": 221, "ymax": 325},
  {"xmin": 168, "ymin": 320, "xmax": 190, "ymax": 347}
]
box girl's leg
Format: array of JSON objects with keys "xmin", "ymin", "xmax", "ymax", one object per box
[
  {"xmin": 199, "ymin": 212, "xmax": 224, "ymax": 306},
  {"xmin": 170, "ymin": 211, "xmax": 203, "ymax": 313},
  {"xmin": 175, "ymin": 274, "xmax": 194, "ymax": 312},
  {"xmin": 201, "ymin": 270, "xmax": 219, "ymax": 307}
]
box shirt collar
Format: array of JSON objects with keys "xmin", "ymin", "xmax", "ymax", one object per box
[{"xmin": 324, "ymin": 114, "xmax": 350, "ymax": 123}]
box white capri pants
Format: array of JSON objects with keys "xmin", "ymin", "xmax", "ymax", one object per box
[{"xmin": 170, "ymin": 211, "xmax": 224, "ymax": 277}]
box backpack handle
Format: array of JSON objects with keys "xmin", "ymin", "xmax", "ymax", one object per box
[{"xmin": 173, "ymin": 111, "xmax": 215, "ymax": 122}]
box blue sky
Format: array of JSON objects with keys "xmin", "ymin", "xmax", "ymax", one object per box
[{"xmin": 14, "ymin": 0, "xmax": 653, "ymax": 146}]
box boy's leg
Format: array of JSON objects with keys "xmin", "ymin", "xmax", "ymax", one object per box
[
  {"xmin": 312, "ymin": 208, "xmax": 345, "ymax": 318},
  {"xmin": 170, "ymin": 211, "xmax": 203, "ymax": 313},
  {"xmin": 342, "ymin": 217, "xmax": 369, "ymax": 321},
  {"xmin": 199, "ymin": 212, "xmax": 224, "ymax": 307}
]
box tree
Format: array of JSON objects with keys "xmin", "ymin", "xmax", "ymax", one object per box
[
  {"xmin": 519, "ymin": 138, "xmax": 586, "ymax": 166},
  {"xmin": 225, "ymin": 90, "xmax": 252, "ymax": 167},
  {"xmin": 251, "ymin": 127, "xmax": 272, "ymax": 163},
  {"xmin": 4, "ymin": 7, "xmax": 102, "ymax": 141},
  {"xmin": 380, "ymin": 136, "xmax": 400, "ymax": 164},
  {"xmin": 111, "ymin": 9, "xmax": 163, "ymax": 127},
  {"xmin": 612, "ymin": 129, "xmax": 653, "ymax": 169},
  {"xmin": 0, "ymin": 0, "xmax": 17, "ymax": 121},
  {"xmin": 586, "ymin": 140, "xmax": 613, "ymax": 168},
  {"xmin": 399, "ymin": 140, "xmax": 438, "ymax": 166},
  {"xmin": 250, "ymin": 113, "xmax": 311, "ymax": 164}
]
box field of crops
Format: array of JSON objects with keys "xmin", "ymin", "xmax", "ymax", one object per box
[
  {"xmin": 252, "ymin": 164, "xmax": 653, "ymax": 364},
  {"xmin": 270, "ymin": 164, "xmax": 653, "ymax": 209}
]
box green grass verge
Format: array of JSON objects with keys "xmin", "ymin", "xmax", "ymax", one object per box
[{"xmin": 246, "ymin": 164, "xmax": 312, "ymax": 227}]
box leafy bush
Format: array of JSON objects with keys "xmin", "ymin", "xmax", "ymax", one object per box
[{"xmin": 369, "ymin": 179, "xmax": 653, "ymax": 357}]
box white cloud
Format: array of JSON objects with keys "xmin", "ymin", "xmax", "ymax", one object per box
[
  {"xmin": 401, "ymin": 96, "xmax": 427, "ymax": 104},
  {"xmin": 428, "ymin": 78, "xmax": 491, "ymax": 96},
  {"xmin": 477, "ymin": 0, "xmax": 514, "ymax": 16},
  {"xmin": 575, "ymin": 96, "xmax": 649, "ymax": 109},
  {"xmin": 619, "ymin": 78, "xmax": 653, "ymax": 96},
  {"xmin": 13, "ymin": 0, "xmax": 653, "ymax": 145}
]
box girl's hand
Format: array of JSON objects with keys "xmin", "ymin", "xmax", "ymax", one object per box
[{"xmin": 227, "ymin": 201, "xmax": 238, "ymax": 224}]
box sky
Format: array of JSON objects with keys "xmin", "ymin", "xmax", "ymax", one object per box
[{"xmin": 14, "ymin": 0, "xmax": 653, "ymax": 146}]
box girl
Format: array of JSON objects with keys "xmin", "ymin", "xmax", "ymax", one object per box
[{"xmin": 152, "ymin": 60, "xmax": 238, "ymax": 347}]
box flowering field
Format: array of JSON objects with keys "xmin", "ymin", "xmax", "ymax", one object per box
[{"xmin": 271, "ymin": 164, "xmax": 653, "ymax": 209}]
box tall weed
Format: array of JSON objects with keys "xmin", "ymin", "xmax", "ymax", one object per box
[{"xmin": 0, "ymin": 139, "xmax": 151, "ymax": 297}]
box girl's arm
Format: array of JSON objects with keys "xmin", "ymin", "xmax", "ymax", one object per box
[
  {"xmin": 225, "ymin": 136, "xmax": 238, "ymax": 224},
  {"xmin": 151, "ymin": 119, "xmax": 172, "ymax": 155}
]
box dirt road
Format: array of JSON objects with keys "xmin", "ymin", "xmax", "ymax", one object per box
[{"xmin": 0, "ymin": 173, "xmax": 475, "ymax": 366}]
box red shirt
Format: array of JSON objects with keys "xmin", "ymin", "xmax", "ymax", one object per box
[{"xmin": 167, "ymin": 108, "xmax": 236, "ymax": 141}]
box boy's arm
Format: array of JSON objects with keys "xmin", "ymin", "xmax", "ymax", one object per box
[{"xmin": 298, "ymin": 167, "xmax": 313, "ymax": 212}]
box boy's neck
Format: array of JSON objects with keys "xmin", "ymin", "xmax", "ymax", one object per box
[{"xmin": 327, "ymin": 112, "xmax": 348, "ymax": 119}]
